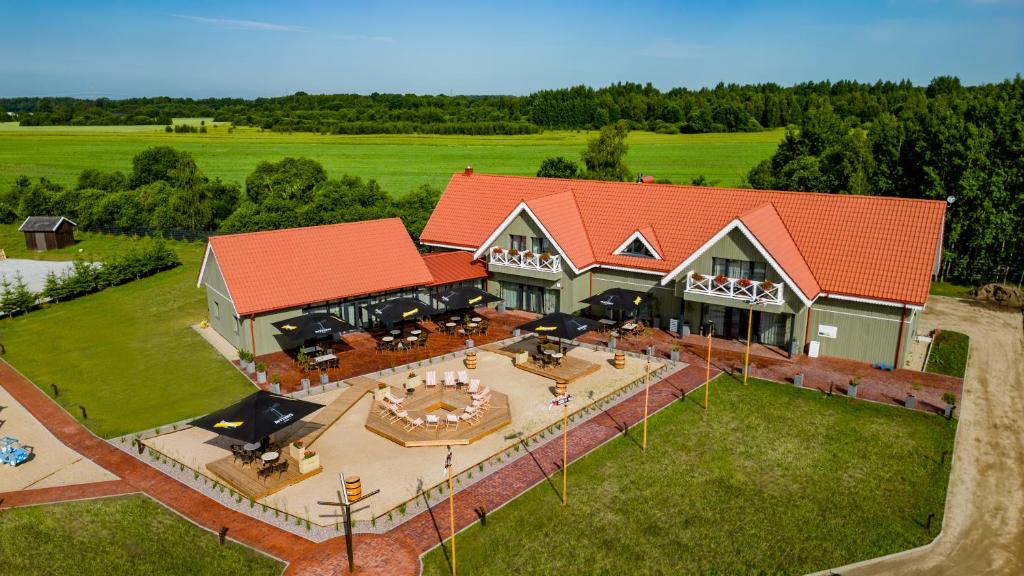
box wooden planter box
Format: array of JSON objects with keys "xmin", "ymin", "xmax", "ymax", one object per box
[{"xmin": 299, "ymin": 453, "xmax": 321, "ymax": 474}]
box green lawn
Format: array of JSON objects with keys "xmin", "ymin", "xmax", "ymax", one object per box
[
  {"xmin": 0, "ymin": 495, "xmax": 284, "ymax": 575},
  {"xmin": 0, "ymin": 124, "xmax": 783, "ymax": 195},
  {"xmin": 0, "ymin": 226, "xmax": 255, "ymax": 437},
  {"xmin": 925, "ymin": 330, "xmax": 970, "ymax": 378},
  {"xmin": 422, "ymin": 375, "xmax": 956, "ymax": 575},
  {"xmin": 929, "ymin": 281, "xmax": 974, "ymax": 298}
]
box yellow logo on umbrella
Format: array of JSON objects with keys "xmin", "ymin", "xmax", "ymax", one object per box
[
  {"xmin": 468, "ymin": 295, "xmax": 482, "ymax": 304},
  {"xmin": 402, "ymin": 308, "xmax": 420, "ymax": 318},
  {"xmin": 281, "ymin": 324, "xmax": 298, "ymax": 331},
  {"xmin": 535, "ymin": 325, "xmax": 557, "ymax": 331},
  {"xmin": 213, "ymin": 420, "xmax": 243, "ymax": 429},
  {"xmin": 633, "ymin": 296, "xmax": 643, "ymax": 306}
]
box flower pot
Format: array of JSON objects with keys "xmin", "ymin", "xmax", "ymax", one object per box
[
  {"xmin": 320, "ymin": 373, "xmax": 329, "ymax": 385},
  {"xmin": 513, "ymin": 328, "xmax": 520, "ymax": 337},
  {"xmin": 944, "ymin": 403, "xmax": 955, "ymax": 418},
  {"xmin": 269, "ymin": 383, "xmax": 281, "ymax": 394},
  {"xmin": 256, "ymin": 371, "xmax": 267, "ymax": 384},
  {"xmin": 670, "ymin": 350, "xmax": 680, "ymax": 362},
  {"xmin": 289, "ymin": 443, "xmax": 305, "ymax": 460},
  {"xmin": 608, "ymin": 337, "xmax": 617, "ymax": 350},
  {"xmin": 793, "ymin": 373, "xmax": 804, "ymax": 388},
  {"xmin": 497, "ymin": 302, "xmax": 506, "ymax": 313},
  {"xmin": 646, "ymin": 345, "xmax": 655, "ymax": 357},
  {"xmin": 847, "ymin": 384, "xmax": 858, "ymax": 398},
  {"xmin": 905, "ymin": 394, "xmax": 916, "ymax": 409},
  {"xmin": 465, "ymin": 338, "xmax": 474, "ymax": 348},
  {"xmin": 374, "ymin": 386, "xmax": 388, "ymax": 402},
  {"xmin": 299, "ymin": 453, "xmax": 321, "ymax": 474},
  {"xmin": 245, "ymin": 362, "xmax": 256, "ymax": 375}
]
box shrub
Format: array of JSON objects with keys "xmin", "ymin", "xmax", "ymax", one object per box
[{"xmin": 942, "ymin": 392, "xmax": 957, "ymax": 405}]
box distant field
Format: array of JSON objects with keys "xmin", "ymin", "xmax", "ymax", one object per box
[{"xmin": 0, "ymin": 123, "xmax": 783, "ymax": 195}]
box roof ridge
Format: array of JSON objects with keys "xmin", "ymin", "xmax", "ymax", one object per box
[{"xmin": 567, "ymin": 186, "xmax": 598, "ymax": 262}]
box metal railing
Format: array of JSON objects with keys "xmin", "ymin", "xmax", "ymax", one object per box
[
  {"xmin": 489, "ymin": 248, "xmax": 561, "ymax": 273},
  {"xmin": 685, "ymin": 271, "xmax": 784, "ymax": 305}
]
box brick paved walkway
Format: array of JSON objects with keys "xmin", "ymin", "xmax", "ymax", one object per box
[{"xmin": 0, "ymin": 479, "xmax": 137, "ymax": 509}]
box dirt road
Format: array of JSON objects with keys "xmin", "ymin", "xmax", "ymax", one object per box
[{"xmin": 843, "ymin": 296, "xmax": 1024, "ymax": 575}]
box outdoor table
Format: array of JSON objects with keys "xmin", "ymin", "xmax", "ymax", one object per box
[
  {"xmin": 301, "ymin": 344, "xmax": 319, "ymax": 354},
  {"xmin": 552, "ymin": 352, "xmax": 564, "ymax": 365},
  {"xmin": 261, "ymin": 451, "xmax": 279, "ymax": 463},
  {"xmin": 410, "ymin": 329, "xmax": 422, "ymax": 336},
  {"xmin": 313, "ymin": 353, "xmax": 337, "ymax": 365},
  {"xmin": 406, "ymin": 336, "xmax": 418, "ymax": 343},
  {"xmin": 389, "ymin": 329, "xmax": 402, "ymax": 336},
  {"xmin": 450, "ymin": 316, "xmax": 461, "ymax": 322},
  {"xmin": 599, "ymin": 319, "xmax": 616, "ymax": 326},
  {"xmin": 472, "ymin": 317, "xmax": 482, "ymax": 322},
  {"xmin": 381, "ymin": 336, "xmax": 395, "ymax": 342},
  {"xmin": 243, "ymin": 442, "xmax": 260, "ymax": 452},
  {"xmin": 622, "ymin": 322, "xmax": 637, "ymax": 330}
]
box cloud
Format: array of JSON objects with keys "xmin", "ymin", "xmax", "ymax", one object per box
[
  {"xmin": 637, "ymin": 39, "xmax": 706, "ymax": 61},
  {"xmin": 175, "ymin": 15, "xmax": 304, "ymax": 32},
  {"xmin": 335, "ymin": 34, "xmax": 395, "ymax": 43}
]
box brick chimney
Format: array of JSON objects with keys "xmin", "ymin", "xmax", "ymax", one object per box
[{"xmin": 464, "ymin": 165, "xmax": 474, "ymax": 176}]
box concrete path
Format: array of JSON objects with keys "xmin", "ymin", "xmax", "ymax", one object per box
[{"xmin": 840, "ymin": 297, "xmax": 1024, "ymax": 576}]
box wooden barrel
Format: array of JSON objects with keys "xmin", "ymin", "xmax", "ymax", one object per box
[
  {"xmin": 464, "ymin": 351, "xmax": 477, "ymax": 370},
  {"xmin": 344, "ymin": 475, "xmax": 362, "ymax": 501},
  {"xmin": 555, "ymin": 381, "xmax": 568, "ymax": 397},
  {"xmin": 613, "ymin": 351, "xmax": 626, "ymax": 369}
]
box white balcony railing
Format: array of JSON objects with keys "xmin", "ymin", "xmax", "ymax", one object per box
[
  {"xmin": 489, "ymin": 248, "xmax": 562, "ymax": 273},
  {"xmin": 685, "ymin": 271, "xmax": 784, "ymax": 305}
]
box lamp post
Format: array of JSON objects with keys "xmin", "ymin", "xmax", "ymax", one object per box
[
  {"xmin": 550, "ymin": 392, "xmax": 572, "ymax": 505},
  {"xmin": 318, "ymin": 474, "xmax": 381, "ymax": 574},
  {"xmin": 742, "ymin": 297, "xmax": 768, "ymax": 386},
  {"xmin": 447, "ymin": 446, "xmax": 456, "ymax": 576}
]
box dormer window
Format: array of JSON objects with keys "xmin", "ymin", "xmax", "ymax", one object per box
[
  {"xmin": 613, "ymin": 230, "xmax": 662, "ymax": 260},
  {"xmin": 622, "ymin": 237, "xmax": 655, "ymax": 258}
]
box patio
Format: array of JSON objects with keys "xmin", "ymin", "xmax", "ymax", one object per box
[{"xmin": 245, "ymin": 308, "xmax": 536, "ymax": 393}]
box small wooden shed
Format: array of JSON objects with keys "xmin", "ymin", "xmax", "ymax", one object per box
[{"xmin": 19, "ymin": 216, "xmax": 77, "ymax": 251}]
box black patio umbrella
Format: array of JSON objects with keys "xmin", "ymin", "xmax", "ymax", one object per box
[
  {"xmin": 432, "ymin": 285, "xmax": 502, "ymax": 310},
  {"xmin": 190, "ymin": 390, "xmax": 324, "ymax": 445},
  {"xmin": 580, "ymin": 288, "xmax": 655, "ymax": 315},
  {"xmin": 271, "ymin": 313, "xmax": 356, "ymax": 345},
  {"xmin": 364, "ymin": 297, "xmax": 438, "ymax": 326},
  {"xmin": 516, "ymin": 312, "xmax": 601, "ymax": 342}
]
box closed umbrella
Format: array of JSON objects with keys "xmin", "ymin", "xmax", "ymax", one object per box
[
  {"xmin": 190, "ymin": 390, "xmax": 324, "ymax": 445},
  {"xmin": 271, "ymin": 313, "xmax": 356, "ymax": 345},
  {"xmin": 433, "ymin": 285, "xmax": 502, "ymax": 310}
]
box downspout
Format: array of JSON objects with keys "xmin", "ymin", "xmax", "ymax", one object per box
[
  {"xmin": 893, "ymin": 305, "xmax": 907, "ymax": 369},
  {"xmin": 250, "ymin": 315, "xmax": 257, "ymax": 357},
  {"xmin": 802, "ymin": 305, "xmax": 813, "ymax": 356}
]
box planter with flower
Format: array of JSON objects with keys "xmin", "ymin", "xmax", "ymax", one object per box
[
  {"xmin": 255, "ymin": 361, "xmax": 267, "ymax": 384},
  {"xmin": 942, "ymin": 392, "xmax": 957, "ymax": 419},
  {"xmin": 289, "ymin": 440, "xmax": 306, "ymax": 460},
  {"xmin": 491, "ymin": 246, "xmax": 503, "ymax": 254},
  {"xmin": 736, "ymin": 278, "xmax": 752, "ymax": 288},
  {"xmin": 299, "ymin": 449, "xmax": 321, "ymax": 474},
  {"xmin": 760, "ymin": 280, "xmax": 775, "ymax": 293},
  {"xmin": 670, "ymin": 340, "xmax": 681, "ymax": 362},
  {"xmin": 691, "ymin": 272, "xmax": 705, "ymax": 282},
  {"xmin": 508, "ymin": 248, "xmax": 519, "ymax": 257},
  {"xmin": 714, "ymin": 274, "xmax": 729, "ymax": 287},
  {"xmin": 539, "ymin": 252, "xmax": 552, "ymax": 262}
]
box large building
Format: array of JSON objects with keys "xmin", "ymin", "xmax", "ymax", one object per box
[
  {"xmin": 197, "ymin": 218, "xmax": 485, "ymax": 355},
  {"xmin": 420, "ymin": 169, "xmax": 946, "ymax": 367}
]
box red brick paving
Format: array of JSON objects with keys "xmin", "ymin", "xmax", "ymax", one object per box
[
  {"xmin": 1, "ymin": 323, "xmax": 962, "ymax": 575},
  {"xmin": 0, "ymin": 479, "xmax": 137, "ymax": 509}
]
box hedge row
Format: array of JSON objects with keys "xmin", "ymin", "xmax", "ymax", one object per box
[{"xmin": 42, "ymin": 239, "xmax": 179, "ymax": 303}]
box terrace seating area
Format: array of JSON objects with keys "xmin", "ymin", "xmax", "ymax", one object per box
[
  {"xmin": 245, "ymin": 308, "xmax": 534, "ymax": 393},
  {"xmin": 206, "ymin": 440, "xmax": 321, "ymax": 500}
]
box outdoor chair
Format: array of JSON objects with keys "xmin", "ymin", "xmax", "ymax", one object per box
[
  {"xmin": 389, "ymin": 408, "xmax": 408, "ymax": 424},
  {"xmin": 457, "ymin": 370, "xmax": 469, "ymax": 385},
  {"xmin": 467, "ymin": 379, "xmax": 480, "ymax": 395},
  {"xmin": 425, "ymin": 371, "xmax": 438, "ymax": 388},
  {"xmin": 445, "ymin": 414, "xmax": 459, "ymax": 431},
  {"xmin": 460, "ymin": 411, "xmax": 479, "ymax": 425},
  {"xmin": 425, "ymin": 414, "xmax": 440, "ymax": 430},
  {"xmin": 404, "ymin": 416, "xmax": 424, "ymax": 431},
  {"xmin": 443, "ymin": 371, "xmax": 456, "ymax": 388},
  {"xmin": 385, "ymin": 391, "xmax": 405, "ymax": 405},
  {"xmin": 274, "ymin": 460, "xmax": 289, "ymax": 477},
  {"xmin": 378, "ymin": 400, "xmax": 395, "ymax": 417}
]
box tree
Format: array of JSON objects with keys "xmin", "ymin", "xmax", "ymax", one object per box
[
  {"xmin": 130, "ymin": 146, "xmax": 198, "ymax": 188},
  {"xmin": 244, "ymin": 157, "xmax": 327, "ymax": 204},
  {"xmin": 392, "ymin": 185, "xmax": 441, "ymax": 242},
  {"xmin": 581, "ymin": 121, "xmax": 631, "ymax": 181},
  {"xmin": 536, "ymin": 157, "xmax": 580, "ymax": 179}
]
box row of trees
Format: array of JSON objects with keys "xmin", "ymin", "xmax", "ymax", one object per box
[
  {"xmin": 747, "ymin": 76, "xmax": 1023, "ymax": 284},
  {"xmin": 1, "ymin": 147, "xmax": 441, "ymax": 241},
  {"xmin": 536, "ymin": 121, "xmax": 633, "ymax": 181},
  {"xmin": 5, "ymin": 77, "xmax": 1016, "ymax": 135}
]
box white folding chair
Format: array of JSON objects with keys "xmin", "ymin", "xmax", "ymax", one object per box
[
  {"xmin": 425, "ymin": 414, "xmax": 440, "ymax": 430},
  {"xmin": 404, "ymin": 416, "xmax": 424, "ymax": 431},
  {"xmin": 445, "ymin": 414, "xmax": 459, "ymax": 431},
  {"xmin": 457, "ymin": 370, "xmax": 469, "ymax": 384},
  {"xmin": 467, "ymin": 379, "xmax": 480, "ymax": 394},
  {"xmin": 443, "ymin": 371, "xmax": 456, "ymax": 388},
  {"xmin": 425, "ymin": 371, "xmax": 437, "ymax": 387}
]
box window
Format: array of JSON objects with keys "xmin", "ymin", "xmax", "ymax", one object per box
[
  {"xmin": 712, "ymin": 258, "xmax": 767, "ymax": 281},
  {"xmin": 510, "ymin": 235, "xmax": 527, "ymax": 251},
  {"xmin": 213, "ymin": 300, "xmax": 220, "ymax": 320},
  {"xmin": 233, "ymin": 317, "xmax": 239, "ymax": 335},
  {"xmin": 531, "ymin": 236, "xmax": 551, "ymax": 255},
  {"xmin": 621, "ymin": 237, "xmax": 655, "ymax": 258}
]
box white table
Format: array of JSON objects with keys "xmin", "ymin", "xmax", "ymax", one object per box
[
  {"xmin": 622, "ymin": 323, "xmax": 637, "ymax": 331},
  {"xmin": 381, "ymin": 336, "xmax": 395, "ymax": 342},
  {"xmin": 410, "ymin": 329, "xmax": 422, "ymax": 336},
  {"xmin": 471, "ymin": 317, "xmax": 482, "ymax": 322},
  {"xmin": 313, "ymin": 353, "xmax": 337, "ymax": 364},
  {"xmin": 450, "ymin": 316, "xmax": 461, "ymax": 321},
  {"xmin": 300, "ymin": 345, "xmax": 319, "ymax": 354},
  {"xmin": 261, "ymin": 451, "xmax": 280, "ymax": 463},
  {"xmin": 599, "ymin": 319, "xmax": 616, "ymax": 326},
  {"xmin": 243, "ymin": 442, "xmax": 260, "ymax": 451},
  {"xmin": 406, "ymin": 336, "xmax": 418, "ymax": 342},
  {"xmin": 389, "ymin": 329, "xmax": 402, "ymax": 336}
]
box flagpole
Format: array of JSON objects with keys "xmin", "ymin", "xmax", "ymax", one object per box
[
  {"xmin": 744, "ymin": 304, "xmax": 753, "ymax": 386},
  {"xmin": 704, "ymin": 324, "xmax": 713, "ymax": 410},
  {"xmin": 447, "ymin": 446, "xmax": 456, "ymax": 576},
  {"xmin": 642, "ymin": 361, "xmax": 650, "ymax": 452}
]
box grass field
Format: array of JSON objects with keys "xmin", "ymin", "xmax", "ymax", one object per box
[
  {"xmin": 926, "ymin": 330, "xmax": 970, "ymax": 378},
  {"xmin": 0, "ymin": 225, "xmax": 255, "ymax": 438},
  {"xmin": 0, "ymin": 495, "xmax": 284, "ymax": 575},
  {"xmin": 929, "ymin": 281, "xmax": 975, "ymax": 298},
  {"xmin": 421, "ymin": 375, "xmax": 956, "ymax": 575},
  {"xmin": 0, "ymin": 123, "xmax": 783, "ymax": 195}
]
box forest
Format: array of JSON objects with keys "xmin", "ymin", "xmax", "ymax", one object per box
[{"xmin": 3, "ymin": 77, "xmax": 1018, "ymax": 136}]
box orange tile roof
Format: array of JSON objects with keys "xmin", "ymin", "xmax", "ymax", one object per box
[
  {"xmin": 204, "ymin": 218, "xmax": 434, "ymax": 316},
  {"xmin": 737, "ymin": 203, "xmax": 821, "ymax": 300},
  {"xmin": 421, "ymin": 173, "xmax": 946, "ymax": 306},
  {"xmin": 421, "ymin": 251, "xmax": 488, "ymax": 286}
]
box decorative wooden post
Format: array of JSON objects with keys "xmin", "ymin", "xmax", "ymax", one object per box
[
  {"xmin": 562, "ymin": 399, "xmax": 568, "ymax": 506},
  {"xmin": 447, "ymin": 446, "xmax": 456, "ymax": 576},
  {"xmin": 744, "ymin": 305, "xmax": 753, "ymax": 385}
]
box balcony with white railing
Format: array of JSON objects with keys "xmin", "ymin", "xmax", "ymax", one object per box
[
  {"xmin": 684, "ymin": 271, "xmax": 785, "ymax": 305},
  {"xmin": 488, "ymin": 247, "xmax": 562, "ymax": 273}
]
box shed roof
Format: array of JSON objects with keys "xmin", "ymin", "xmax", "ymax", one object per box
[{"xmin": 19, "ymin": 216, "xmax": 78, "ymax": 232}]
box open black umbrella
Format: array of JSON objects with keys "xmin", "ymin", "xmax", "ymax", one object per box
[
  {"xmin": 580, "ymin": 288, "xmax": 655, "ymax": 314},
  {"xmin": 433, "ymin": 285, "xmax": 502, "ymax": 310},
  {"xmin": 516, "ymin": 312, "xmax": 601, "ymax": 341},
  {"xmin": 190, "ymin": 390, "xmax": 324, "ymax": 445},
  {"xmin": 364, "ymin": 297, "xmax": 438, "ymax": 325},
  {"xmin": 271, "ymin": 313, "xmax": 356, "ymax": 344}
]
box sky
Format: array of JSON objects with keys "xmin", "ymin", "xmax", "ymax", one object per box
[{"xmin": 2, "ymin": 0, "xmax": 1022, "ymax": 98}]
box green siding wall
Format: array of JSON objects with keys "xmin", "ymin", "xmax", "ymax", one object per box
[
  {"xmin": 809, "ymin": 298, "xmax": 917, "ymax": 366},
  {"xmin": 201, "ymin": 253, "xmax": 242, "ymax": 350}
]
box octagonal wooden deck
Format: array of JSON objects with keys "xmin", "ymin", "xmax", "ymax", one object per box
[{"xmin": 365, "ymin": 385, "xmax": 511, "ymax": 447}]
